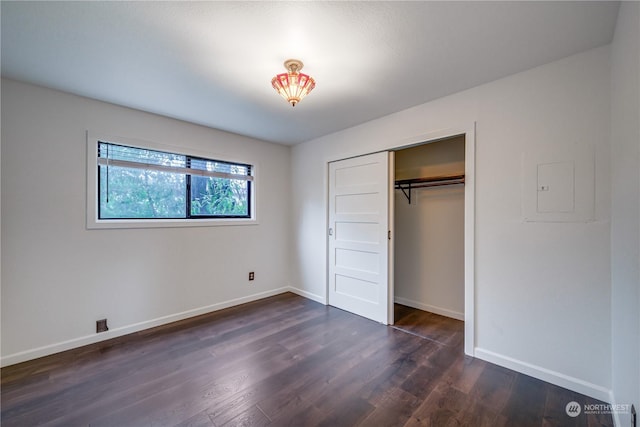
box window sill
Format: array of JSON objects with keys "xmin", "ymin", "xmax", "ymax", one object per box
[{"xmin": 86, "ymin": 217, "xmax": 258, "ymax": 230}]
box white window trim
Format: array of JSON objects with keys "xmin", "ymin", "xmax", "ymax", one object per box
[{"xmin": 86, "ymin": 132, "xmax": 258, "ymax": 229}]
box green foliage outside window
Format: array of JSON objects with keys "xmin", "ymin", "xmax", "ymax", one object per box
[
  {"xmin": 99, "ymin": 166, "xmax": 186, "ymax": 218},
  {"xmin": 190, "ymin": 176, "xmax": 248, "ymax": 217}
]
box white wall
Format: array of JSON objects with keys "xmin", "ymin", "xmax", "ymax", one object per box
[
  {"xmin": 394, "ymin": 137, "xmax": 465, "ymax": 320},
  {"xmin": 291, "ymin": 46, "xmax": 612, "ymax": 400},
  {"xmin": 1, "ymin": 79, "xmax": 292, "ymax": 365},
  {"xmin": 610, "ymin": 2, "xmax": 640, "ymax": 425}
]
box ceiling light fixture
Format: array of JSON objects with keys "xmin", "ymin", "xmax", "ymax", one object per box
[{"xmin": 271, "ymin": 59, "xmax": 316, "ymax": 107}]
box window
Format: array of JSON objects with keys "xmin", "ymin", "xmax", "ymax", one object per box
[{"xmin": 94, "ymin": 140, "xmax": 253, "ymax": 223}]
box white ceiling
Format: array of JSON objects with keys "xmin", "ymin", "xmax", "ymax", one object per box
[{"xmin": 1, "ymin": 1, "xmax": 619, "ymax": 145}]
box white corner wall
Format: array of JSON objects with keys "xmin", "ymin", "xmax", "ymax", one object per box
[
  {"xmin": 394, "ymin": 138, "xmax": 465, "ymax": 320},
  {"xmin": 610, "ymin": 2, "xmax": 640, "ymax": 425},
  {"xmin": 1, "ymin": 79, "xmax": 292, "ymax": 366},
  {"xmin": 291, "ymin": 45, "xmax": 612, "ymax": 401}
]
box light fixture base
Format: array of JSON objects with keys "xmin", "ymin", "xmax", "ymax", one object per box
[{"xmin": 283, "ymin": 59, "xmax": 304, "ymax": 73}]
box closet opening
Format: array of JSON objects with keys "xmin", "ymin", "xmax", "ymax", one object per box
[{"xmin": 392, "ymin": 134, "xmax": 466, "ymax": 349}]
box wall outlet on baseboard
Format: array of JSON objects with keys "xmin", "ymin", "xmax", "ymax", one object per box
[
  {"xmin": 248, "ymin": 271, "xmax": 255, "ymax": 281},
  {"xmin": 96, "ymin": 319, "xmax": 109, "ymax": 333}
]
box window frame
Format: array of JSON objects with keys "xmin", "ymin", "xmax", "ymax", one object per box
[{"xmin": 87, "ymin": 133, "xmax": 258, "ymax": 229}]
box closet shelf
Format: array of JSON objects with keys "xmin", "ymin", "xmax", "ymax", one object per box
[{"xmin": 395, "ymin": 174, "xmax": 465, "ymax": 204}]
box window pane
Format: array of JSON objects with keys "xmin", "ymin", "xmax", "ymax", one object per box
[
  {"xmin": 99, "ymin": 165, "xmax": 186, "ymax": 219},
  {"xmin": 190, "ymin": 176, "xmax": 249, "ymax": 217}
]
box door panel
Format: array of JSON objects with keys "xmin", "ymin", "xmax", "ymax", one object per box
[{"xmin": 328, "ymin": 152, "xmax": 390, "ymax": 324}]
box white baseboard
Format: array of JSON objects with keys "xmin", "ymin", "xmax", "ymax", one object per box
[
  {"xmin": 288, "ymin": 286, "xmax": 326, "ymax": 305},
  {"xmin": 394, "ymin": 296, "xmax": 464, "ymax": 321},
  {"xmin": 0, "ymin": 287, "xmax": 291, "ymax": 368},
  {"xmin": 474, "ymin": 347, "xmax": 612, "ymax": 403}
]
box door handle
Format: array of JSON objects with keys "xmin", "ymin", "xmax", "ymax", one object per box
[{"xmin": 329, "ymin": 227, "xmax": 333, "ymax": 236}]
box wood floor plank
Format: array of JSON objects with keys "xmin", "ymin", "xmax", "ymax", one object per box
[
  {"xmin": 255, "ymin": 323, "xmax": 390, "ymax": 421},
  {"xmin": 359, "ymin": 345, "xmax": 424, "ymax": 406},
  {"xmin": 501, "ymin": 373, "xmax": 549, "ymax": 425},
  {"xmin": 91, "ymin": 340, "xmax": 303, "ymax": 427},
  {"xmin": 266, "ymin": 401, "xmax": 326, "ymax": 427},
  {"xmin": 542, "ymin": 383, "xmax": 582, "ymax": 427},
  {"xmin": 309, "ymin": 330, "xmax": 423, "ymax": 414},
  {"xmin": 468, "ymin": 361, "xmax": 517, "ymax": 413},
  {"xmin": 436, "ymin": 353, "xmax": 487, "ymax": 394},
  {"xmin": 207, "ymin": 319, "xmax": 386, "ymax": 425},
  {"xmin": 359, "ymin": 386, "xmax": 420, "ymax": 426},
  {"xmin": 400, "ymin": 363, "xmax": 449, "ymax": 400},
  {"xmin": 393, "ymin": 304, "xmax": 464, "ymax": 347},
  {"xmin": 0, "ymin": 293, "xmax": 613, "ymax": 427},
  {"xmin": 404, "ymin": 386, "xmax": 467, "ymax": 427},
  {"xmin": 174, "ymin": 410, "xmax": 215, "ymax": 427},
  {"xmin": 316, "ymin": 396, "xmax": 374, "ymax": 427},
  {"xmin": 456, "ymin": 399, "xmax": 509, "ymax": 427},
  {"xmin": 222, "ymin": 405, "xmax": 271, "ymax": 427}
]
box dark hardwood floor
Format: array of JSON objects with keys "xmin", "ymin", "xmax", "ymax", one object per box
[{"xmin": 1, "ymin": 293, "xmax": 612, "ymax": 426}]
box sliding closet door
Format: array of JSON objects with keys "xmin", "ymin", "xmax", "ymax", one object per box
[{"xmin": 328, "ymin": 152, "xmax": 392, "ymax": 324}]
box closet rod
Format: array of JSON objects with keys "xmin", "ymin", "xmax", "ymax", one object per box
[{"xmin": 395, "ymin": 174, "xmax": 465, "ymax": 204}]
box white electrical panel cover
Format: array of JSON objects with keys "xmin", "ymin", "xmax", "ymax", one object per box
[{"xmin": 522, "ymin": 146, "xmax": 594, "ymax": 222}]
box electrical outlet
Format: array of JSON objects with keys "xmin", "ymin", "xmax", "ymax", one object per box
[
  {"xmin": 249, "ymin": 271, "xmax": 255, "ymax": 281},
  {"xmin": 96, "ymin": 319, "xmax": 109, "ymax": 333}
]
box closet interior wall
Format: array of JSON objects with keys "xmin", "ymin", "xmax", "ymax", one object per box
[{"xmin": 394, "ymin": 136, "xmax": 466, "ymax": 320}]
